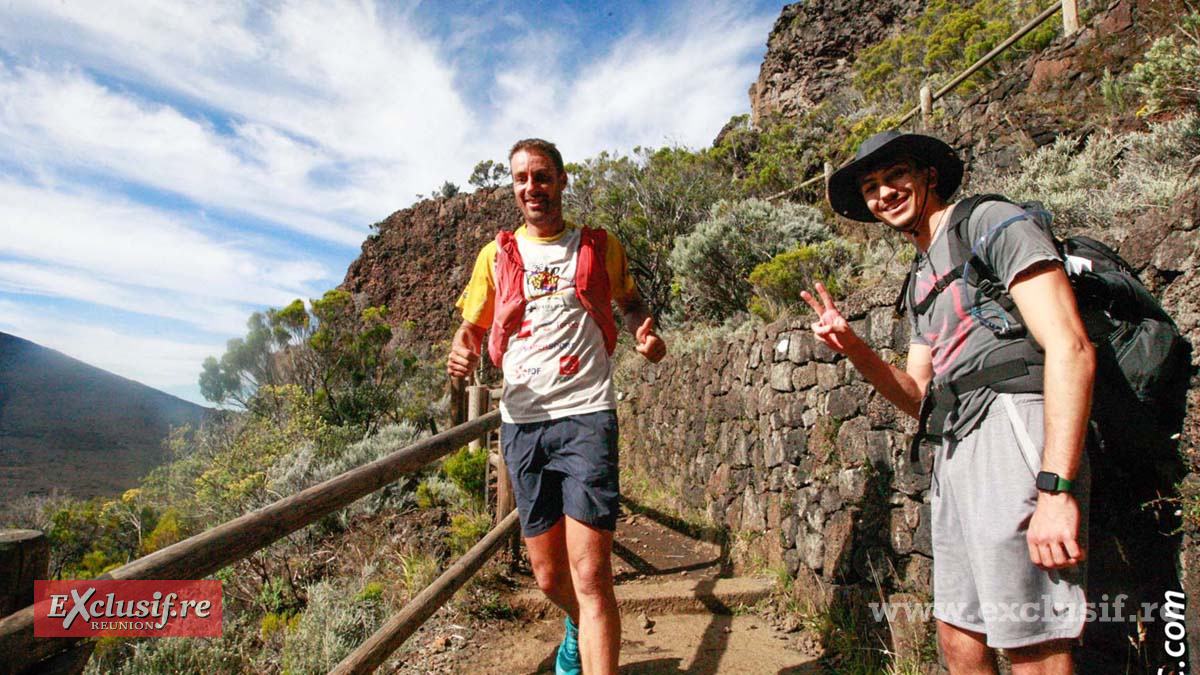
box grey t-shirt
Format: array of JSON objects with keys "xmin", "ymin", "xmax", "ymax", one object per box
[{"xmin": 908, "ymin": 199, "xmax": 1061, "ymax": 440}]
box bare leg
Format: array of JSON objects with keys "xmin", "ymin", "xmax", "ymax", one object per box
[
  {"xmin": 524, "ymin": 517, "xmax": 579, "ymax": 623},
  {"xmin": 565, "ymin": 516, "xmax": 619, "ymax": 675},
  {"xmin": 938, "ymin": 621, "xmax": 999, "ymax": 674},
  {"xmin": 1008, "ymin": 639, "xmax": 1074, "ymax": 675}
]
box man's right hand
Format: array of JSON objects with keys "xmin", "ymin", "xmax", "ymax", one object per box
[
  {"xmin": 800, "ymin": 282, "xmax": 861, "ymax": 355},
  {"xmin": 447, "ymin": 344, "xmax": 479, "ymax": 379},
  {"xmin": 447, "ymin": 321, "xmax": 486, "ymax": 379}
]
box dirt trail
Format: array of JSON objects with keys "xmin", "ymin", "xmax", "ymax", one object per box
[{"xmin": 441, "ymin": 510, "xmax": 821, "ymax": 674}]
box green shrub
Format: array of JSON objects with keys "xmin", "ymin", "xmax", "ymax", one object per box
[
  {"xmin": 446, "ymin": 510, "xmax": 492, "ymax": 555},
  {"xmin": 267, "ymin": 421, "xmax": 426, "ymax": 519},
  {"xmin": 398, "ymin": 550, "xmax": 440, "ymax": 599},
  {"xmin": 714, "ymin": 97, "xmax": 897, "ymax": 198},
  {"xmin": 668, "ymin": 199, "xmax": 831, "ymax": 322},
  {"xmin": 256, "ymin": 575, "xmax": 302, "ymax": 616},
  {"xmin": 749, "ymin": 239, "xmax": 862, "ymax": 322},
  {"xmin": 443, "ymin": 446, "xmax": 487, "ymax": 502},
  {"xmin": 971, "ymin": 114, "xmax": 1200, "ymax": 231},
  {"xmin": 280, "ymin": 580, "xmax": 389, "ymax": 675},
  {"xmin": 89, "ymin": 635, "xmax": 248, "ymax": 674},
  {"xmin": 415, "ymin": 475, "xmax": 458, "ymax": 509},
  {"xmin": 85, "ymin": 617, "xmax": 255, "ymax": 674},
  {"xmin": 141, "ymin": 507, "xmax": 185, "ymax": 554},
  {"xmin": 1130, "ymin": 8, "xmax": 1200, "ymax": 113},
  {"xmin": 356, "ymin": 581, "xmax": 386, "ymax": 603}
]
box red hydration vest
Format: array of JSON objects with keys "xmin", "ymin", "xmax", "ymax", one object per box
[{"xmin": 488, "ymin": 227, "xmax": 618, "ymax": 368}]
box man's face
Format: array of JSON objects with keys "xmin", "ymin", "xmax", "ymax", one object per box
[
  {"xmin": 510, "ymin": 149, "xmax": 566, "ymax": 229},
  {"xmin": 857, "ymin": 159, "xmax": 936, "ymax": 231}
]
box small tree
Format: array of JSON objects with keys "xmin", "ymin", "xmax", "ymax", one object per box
[
  {"xmin": 198, "ymin": 292, "xmax": 437, "ymax": 431},
  {"xmin": 468, "ymin": 159, "xmax": 508, "ymax": 189},
  {"xmin": 199, "ymin": 303, "xmax": 308, "ymax": 410},
  {"xmin": 1130, "ymin": 9, "xmax": 1200, "ymax": 113}
]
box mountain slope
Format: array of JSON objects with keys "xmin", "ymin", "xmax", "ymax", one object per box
[{"xmin": 0, "ymin": 332, "xmax": 210, "ymax": 504}]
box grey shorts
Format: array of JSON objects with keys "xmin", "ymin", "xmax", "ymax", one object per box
[
  {"xmin": 500, "ymin": 410, "xmax": 620, "ymax": 538},
  {"xmin": 932, "ymin": 393, "xmax": 1090, "ymax": 649}
]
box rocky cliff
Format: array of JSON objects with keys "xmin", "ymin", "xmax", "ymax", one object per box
[
  {"xmin": 750, "ymin": 0, "xmax": 1173, "ymax": 168},
  {"xmin": 749, "ymin": 0, "xmax": 921, "ymax": 125},
  {"xmin": 947, "ymin": 0, "xmax": 1173, "ymax": 171},
  {"xmin": 340, "ymin": 187, "xmax": 521, "ymax": 353}
]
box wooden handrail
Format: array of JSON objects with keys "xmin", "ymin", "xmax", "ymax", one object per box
[
  {"xmin": 331, "ymin": 509, "xmax": 522, "ymax": 674},
  {"xmin": 0, "ymin": 410, "xmax": 501, "ymax": 671},
  {"xmin": 892, "ymin": 1, "xmax": 1063, "ymax": 127}
]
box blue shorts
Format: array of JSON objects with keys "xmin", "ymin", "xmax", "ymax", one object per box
[{"xmin": 500, "ymin": 410, "xmax": 620, "ymax": 537}]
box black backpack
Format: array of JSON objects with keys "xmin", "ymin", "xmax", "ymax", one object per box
[{"xmin": 901, "ymin": 194, "xmax": 1190, "ymax": 462}]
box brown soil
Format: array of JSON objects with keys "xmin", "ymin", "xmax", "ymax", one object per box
[{"xmin": 385, "ymin": 510, "xmax": 821, "ymax": 674}]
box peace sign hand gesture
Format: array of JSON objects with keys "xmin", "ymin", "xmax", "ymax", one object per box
[{"xmin": 799, "ymin": 282, "xmax": 861, "ymax": 355}]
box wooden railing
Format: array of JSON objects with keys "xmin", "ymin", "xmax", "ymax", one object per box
[
  {"xmin": 0, "ymin": 390, "xmax": 505, "ymax": 674},
  {"xmin": 771, "ymin": 0, "xmax": 1080, "ymax": 201}
]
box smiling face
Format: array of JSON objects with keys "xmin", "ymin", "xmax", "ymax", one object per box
[
  {"xmin": 857, "ymin": 158, "xmax": 942, "ymax": 234},
  {"xmin": 510, "ymin": 148, "xmax": 567, "ymax": 234}
]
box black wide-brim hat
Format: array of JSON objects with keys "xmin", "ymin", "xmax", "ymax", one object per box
[{"xmin": 827, "ymin": 130, "xmax": 964, "ymax": 222}]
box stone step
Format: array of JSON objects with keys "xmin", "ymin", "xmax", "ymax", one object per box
[{"xmin": 509, "ymin": 576, "xmax": 775, "ymax": 617}]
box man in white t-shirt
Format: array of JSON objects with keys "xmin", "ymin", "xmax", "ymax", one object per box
[{"xmin": 447, "ymin": 138, "xmax": 665, "ymax": 675}]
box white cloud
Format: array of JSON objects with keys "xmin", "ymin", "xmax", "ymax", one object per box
[
  {"xmin": 489, "ymin": 2, "xmax": 772, "ymax": 157},
  {"xmin": 0, "ymin": 65, "xmax": 374, "ymax": 245},
  {"xmin": 0, "ymin": 178, "xmax": 328, "ymax": 316},
  {"xmin": 0, "ymin": 0, "xmax": 475, "ymax": 184},
  {"xmin": 0, "ymin": 0, "xmax": 781, "ymax": 403}
]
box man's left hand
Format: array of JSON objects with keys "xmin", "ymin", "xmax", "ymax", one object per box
[
  {"xmin": 635, "ymin": 317, "xmax": 666, "ymax": 363},
  {"xmin": 1026, "ymin": 492, "xmax": 1085, "ymax": 570}
]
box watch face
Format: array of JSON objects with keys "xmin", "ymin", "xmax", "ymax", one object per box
[{"xmin": 1036, "ymin": 471, "xmax": 1059, "ymax": 492}]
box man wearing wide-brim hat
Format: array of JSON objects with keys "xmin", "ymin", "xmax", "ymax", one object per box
[{"xmin": 803, "ymin": 130, "xmax": 1094, "ymax": 672}]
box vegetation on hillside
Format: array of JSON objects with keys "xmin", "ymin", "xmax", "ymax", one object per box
[
  {"xmin": 2, "ymin": 294, "xmax": 488, "ymax": 672},
  {"xmin": 854, "ymin": 0, "xmax": 1070, "ymax": 106}
]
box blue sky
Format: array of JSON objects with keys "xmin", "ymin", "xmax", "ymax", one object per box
[{"xmin": 0, "ymin": 0, "xmax": 786, "ymax": 405}]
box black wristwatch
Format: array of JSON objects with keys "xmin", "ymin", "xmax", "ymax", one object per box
[{"xmin": 1035, "ymin": 471, "xmax": 1073, "ymax": 494}]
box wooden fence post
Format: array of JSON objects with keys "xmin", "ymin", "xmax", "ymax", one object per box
[
  {"xmin": 467, "ymin": 385, "xmax": 488, "ymax": 452},
  {"xmin": 920, "ymin": 85, "xmax": 934, "ymax": 128},
  {"xmin": 480, "ymin": 387, "xmax": 519, "ymax": 560},
  {"xmin": 449, "ymin": 378, "xmax": 466, "ymax": 427},
  {"xmin": 0, "ymin": 530, "xmax": 47, "ymax": 619},
  {"xmin": 1062, "ymin": 0, "xmax": 1079, "ymax": 35},
  {"xmin": 1, "ymin": 530, "xmax": 93, "ymax": 674}
]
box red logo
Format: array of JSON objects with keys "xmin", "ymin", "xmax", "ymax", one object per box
[
  {"xmin": 34, "ymin": 579, "xmax": 222, "ymax": 637},
  {"xmin": 559, "ymin": 355, "xmax": 580, "ymax": 376}
]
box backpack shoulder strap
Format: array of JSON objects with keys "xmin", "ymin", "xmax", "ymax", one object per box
[{"xmin": 907, "ymin": 194, "xmax": 1006, "ymax": 316}]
